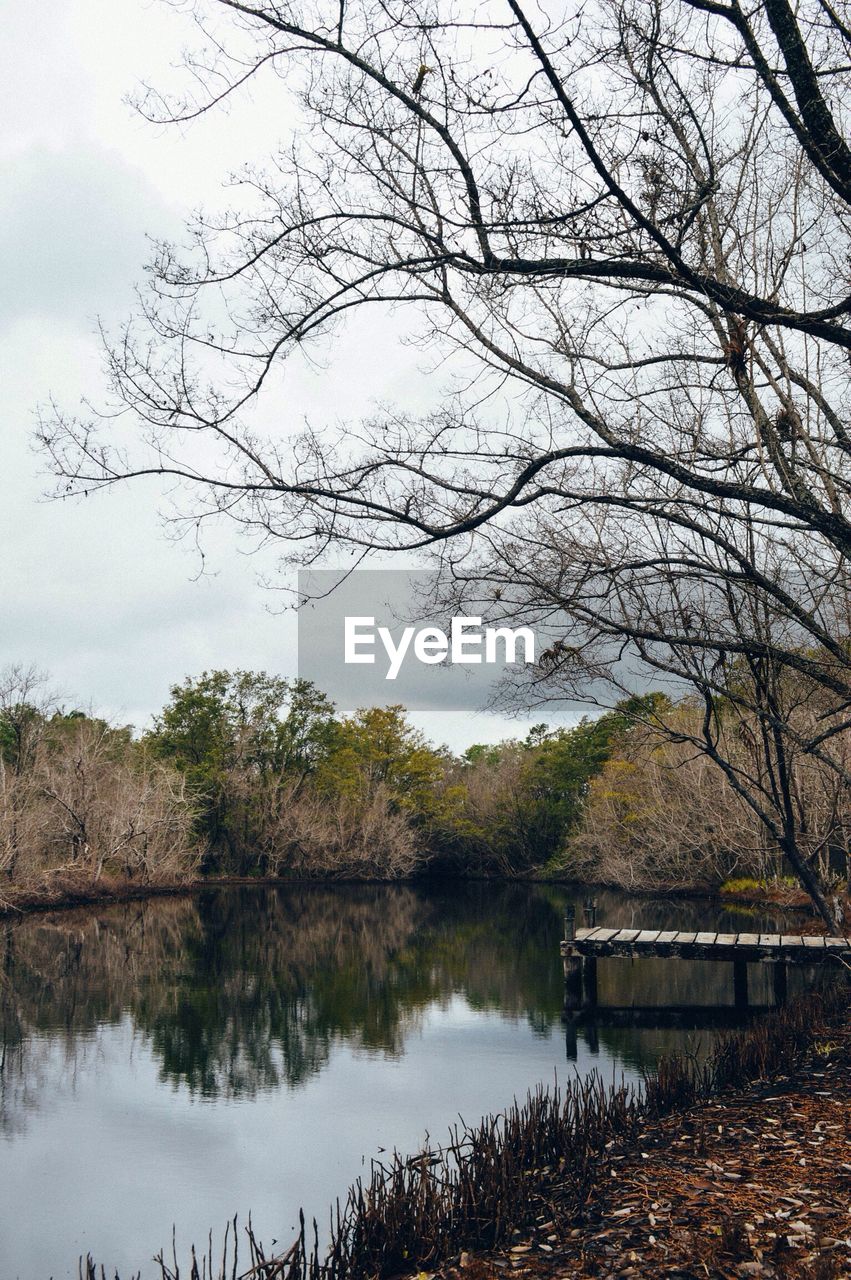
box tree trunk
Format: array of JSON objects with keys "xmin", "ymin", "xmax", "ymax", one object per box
[{"xmin": 780, "ymin": 835, "xmax": 836, "ymax": 932}]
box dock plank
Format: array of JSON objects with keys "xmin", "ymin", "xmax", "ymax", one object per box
[
  {"xmin": 584, "ymin": 927, "xmax": 619, "ymax": 943},
  {"xmin": 562, "ymin": 925, "xmax": 851, "ymax": 965}
]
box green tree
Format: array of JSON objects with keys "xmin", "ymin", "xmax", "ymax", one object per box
[
  {"xmin": 146, "ymin": 671, "xmax": 336, "ymax": 866},
  {"xmin": 440, "ymin": 697, "xmax": 669, "ymax": 874},
  {"xmin": 319, "ymin": 705, "xmax": 449, "ymax": 830},
  {"xmin": 462, "ymin": 742, "xmax": 512, "ymax": 768}
]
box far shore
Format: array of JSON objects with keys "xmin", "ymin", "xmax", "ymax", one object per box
[{"xmin": 0, "ymin": 867, "xmax": 824, "ymax": 924}]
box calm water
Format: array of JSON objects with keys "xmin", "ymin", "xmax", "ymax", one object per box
[{"xmin": 0, "ymin": 882, "xmax": 815, "ymax": 1278}]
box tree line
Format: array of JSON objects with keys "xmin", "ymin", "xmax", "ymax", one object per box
[{"xmin": 4, "ymin": 662, "xmax": 846, "ymax": 902}]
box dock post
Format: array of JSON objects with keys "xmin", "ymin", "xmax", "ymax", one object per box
[
  {"xmin": 733, "ymin": 958, "xmax": 749, "ymax": 1009},
  {"xmin": 563, "ymin": 906, "xmax": 582, "ymax": 1011},
  {"xmin": 560, "ymin": 906, "xmax": 580, "ymax": 993},
  {"xmin": 772, "ymin": 961, "xmax": 787, "ymax": 1006},
  {"xmin": 563, "ymin": 957, "xmax": 583, "ymax": 1010},
  {"xmin": 582, "ymin": 955, "xmax": 598, "ymax": 1009},
  {"xmin": 564, "ymin": 905, "xmax": 576, "ymax": 942},
  {"xmin": 583, "ymin": 897, "xmax": 598, "ymax": 928}
]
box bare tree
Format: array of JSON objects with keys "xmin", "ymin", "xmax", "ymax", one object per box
[
  {"xmin": 566, "ymin": 721, "xmax": 769, "ymax": 891},
  {"xmin": 0, "ymin": 666, "xmax": 54, "ymax": 774},
  {"xmin": 37, "ymin": 720, "xmax": 200, "ymax": 883},
  {"xmin": 441, "ymin": 494, "xmax": 851, "ymax": 923},
  {"xmin": 0, "ymin": 666, "xmax": 56, "ymax": 884},
  {"xmin": 0, "ymin": 671, "xmax": 200, "ymax": 897},
  {"xmin": 258, "ymin": 778, "xmax": 422, "ymax": 877},
  {"xmin": 40, "ymin": 0, "xmax": 851, "ymax": 921}
]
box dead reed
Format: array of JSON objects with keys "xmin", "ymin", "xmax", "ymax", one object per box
[{"xmin": 80, "ymin": 981, "xmax": 849, "ymax": 1280}]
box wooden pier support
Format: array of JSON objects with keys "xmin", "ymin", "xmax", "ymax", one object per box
[
  {"xmin": 563, "ymin": 953, "xmax": 598, "ymax": 1013},
  {"xmin": 561, "ymin": 925, "xmax": 851, "ymax": 966},
  {"xmin": 733, "ymin": 957, "xmax": 749, "ymax": 1009},
  {"xmin": 560, "ymin": 914, "xmax": 849, "ymax": 1019},
  {"xmin": 773, "ymin": 960, "xmax": 788, "ymax": 1006},
  {"xmin": 564, "ymin": 906, "xmax": 576, "ymax": 941},
  {"xmin": 563, "ymin": 954, "xmax": 583, "ymax": 1011},
  {"xmin": 582, "ymin": 955, "xmax": 598, "ymax": 1008}
]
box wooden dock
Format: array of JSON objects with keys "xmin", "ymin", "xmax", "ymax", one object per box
[
  {"xmin": 560, "ymin": 913, "xmax": 851, "ymax": 1016},
  {"xmin": 560, "ymin": 926, "xmax": 851, "ymax": 965}
]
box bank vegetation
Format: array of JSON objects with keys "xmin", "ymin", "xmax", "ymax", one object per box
[{"xmin": 3, "ymin": 662, "xmax": 849, "ymax": 913}]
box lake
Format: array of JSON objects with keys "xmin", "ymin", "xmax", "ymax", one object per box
[{"xmin": 0, "ymin": 882, "xmax": 815, "ymax": 1278}]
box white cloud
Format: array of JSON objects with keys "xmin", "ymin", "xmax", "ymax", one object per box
[
  {"xmin": 0, "ymin": 145, "xmax": 173, "ymax": 327},
  {"xmin": 0, "ymin": 1, "xmax": 531, "ymax": 749}
]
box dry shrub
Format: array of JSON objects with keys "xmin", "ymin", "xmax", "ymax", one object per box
[
  {"xmin": 1, "ymin": 719, "xmax": 200, "ymax": 897},
  {"xmin": 564, "ymin": 721, "xmax": 783, "ymax": 890},
  {"xmin": 433, "ymin": 746, "xmax": 537, "ymax": 875},
  {"xmin": 563, "ymin": 683, "xmax": 851, "ymax": 895},
  {"xmin": 255, "ymin": 778, "xmax": 421, "ymax": 878}
]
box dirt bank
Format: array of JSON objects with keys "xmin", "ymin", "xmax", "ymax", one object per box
[{"xmin": 0, "ymin": 870, "xmax": 200, "ymax": 918}]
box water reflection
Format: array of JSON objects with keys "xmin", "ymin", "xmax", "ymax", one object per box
[
  {"xmin": 2, "ymin": 884, "xmax": 561, "ymax": 1105},
  {"xmin": 0, "ymin": 883, "xmax": 817, "ymax": 1277},
  {"xmin": 1, "ymin": 883, "xmax": 814, "ymax": 1112}
]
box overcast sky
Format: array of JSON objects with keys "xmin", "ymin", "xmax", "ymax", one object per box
[{"xmin": 1, "ymin": 1, "xmax": 576, "ymax": 750}]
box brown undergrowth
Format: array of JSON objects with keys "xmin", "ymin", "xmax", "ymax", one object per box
[
  {"xmin": 79, "ymin": 980, "xmax": 850, "ymax": 1280},
  {"xmin": 0, "ymin": 869, "xmax": 197, "ymax": 917},
  {"xmin": 429, "ymin": 1014, "xmax": 851, "ymax": 1278}
]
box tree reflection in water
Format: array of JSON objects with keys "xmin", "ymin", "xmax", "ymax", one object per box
[
  {"xmin": 1, "ymin": 885, "xmax": 561, "ymax": 1107},
  {"xmin": 0, "ymin": 881, "xmax": 810, "ymax": 1128}
]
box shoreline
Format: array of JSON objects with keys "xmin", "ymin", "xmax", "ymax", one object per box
[
  {"xmin": 88, "ymin": 981, "xmax": 851, "ymax": 1280},
  {"xmin": 0, "ymin": 868, "xmax": 821, "ymax": 923},
  {"xmin": 424, "ymin": 992, "xmax": 851, "ymax": 1280}
]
